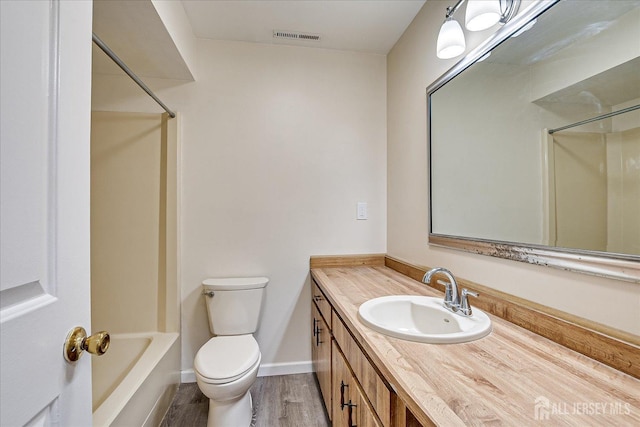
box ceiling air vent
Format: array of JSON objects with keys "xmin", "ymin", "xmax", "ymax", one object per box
[{"xmin": 273, "ymin": 30, "xmax": 321, "ymax": 42}]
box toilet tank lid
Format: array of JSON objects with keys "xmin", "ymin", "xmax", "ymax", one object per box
[{"xmin": 202, "ymin": 277, "xmax": 269, "ymax": 290}]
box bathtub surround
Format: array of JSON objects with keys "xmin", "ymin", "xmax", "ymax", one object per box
[
  {"xmin": 91, "ymin": 112, "xmax": 164, "ymax": 333},
  {"xmin": 92, "ymin": 332, "xmax": 180, "ymax": 427},
  {"xmin": 90, "ymin": 111, "xmax": 181, "ymax": 335},
  {"xmin": 90, "ymin": 111, "xmax": 181, "ymax": 424}
]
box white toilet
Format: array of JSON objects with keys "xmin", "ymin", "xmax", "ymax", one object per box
[{"xmin": 194, "ymin": 277, "xmax": 268, "ymax": 427}]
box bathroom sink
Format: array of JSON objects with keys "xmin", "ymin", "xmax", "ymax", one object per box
[{"xmin": 358, "ymin": 295, "xmax": 491, "ymax": 344}]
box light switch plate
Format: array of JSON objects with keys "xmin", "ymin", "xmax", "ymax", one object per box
[{"xmin": 357, "ymin": 202, "xmax": 368, "ymax": 220}]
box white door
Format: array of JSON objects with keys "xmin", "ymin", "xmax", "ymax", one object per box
[{"xmin": 1, "ymin": 1, "xmax": 94, "ymax": 426}]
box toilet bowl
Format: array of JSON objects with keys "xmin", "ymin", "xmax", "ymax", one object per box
[
  {"xmin": 195, "ymin": 336, "xmax": 261, "ymax": 427},
  {"xmin": 195, "ymin": 277, "xmax": 268, "ymax": 426}
]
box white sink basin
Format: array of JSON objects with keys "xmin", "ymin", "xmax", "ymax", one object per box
[{"xmin": 358, "ymin": 295, "xmax": 491, "ymax": 344}]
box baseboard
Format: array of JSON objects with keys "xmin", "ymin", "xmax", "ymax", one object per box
[
  {"xmin": 181, "ymin": 361, "xmax": 313, "ymax": 384},
  {"xmin": 181, "ymin": 369, "xmax": 196, "ymax": 383},
  {"xmin": 257, "ymin": 361, "xmax": 313, "ymax": 377}
]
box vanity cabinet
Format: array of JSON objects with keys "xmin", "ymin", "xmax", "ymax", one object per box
[{"xmin": 312, "ymin": 278, "xmax": 393, "ymax": 426}]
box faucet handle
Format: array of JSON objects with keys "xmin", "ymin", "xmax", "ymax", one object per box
[
  {"xmin": 459, "ymin": 288, "xmax": 479, "ymax": 316},
  {"xmin": 439, "ymin": 280, "xmax": 455, "ymax": 309}
]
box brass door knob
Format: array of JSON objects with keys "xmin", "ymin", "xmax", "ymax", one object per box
[{"xmin": 64, "ymin": 326, "xmax": 110, "ymax": 363}]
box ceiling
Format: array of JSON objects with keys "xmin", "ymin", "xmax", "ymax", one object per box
[
  {"xmin": 181, "ymin": 0, "xmax": 426, "ymax": 54},
  {"xmin": 488, "ymin": 0, "xmax": 640, "ymax": 66},
  {"xmin": 93, "ymin": 0, "xmax": 194, "ymax": 80},
  {"xmin": 92, "ymin": 0, "xmax": 426, "ymax": 80}
]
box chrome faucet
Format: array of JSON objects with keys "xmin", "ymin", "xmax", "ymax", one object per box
[
  {"xmin": 422, "ymin": 267, "xmax": 479, "ymax": 317},
  {"xmin": 422, "ymin": 267, "xmax": 460, "ymax": 311}
]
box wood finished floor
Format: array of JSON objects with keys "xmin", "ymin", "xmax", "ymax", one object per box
[{"xmin": 160, "ymin": 373, "xmax": 330, "ymax": 427}]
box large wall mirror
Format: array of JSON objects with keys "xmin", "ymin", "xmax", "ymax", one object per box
[{"xmin": 427, "ymin": 0, "xmax": 640, "ymax": 282}]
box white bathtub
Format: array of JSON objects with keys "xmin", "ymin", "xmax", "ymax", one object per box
[{"xmin": 92, "ymin": 332, "xmax": 180, "ymax": 427}]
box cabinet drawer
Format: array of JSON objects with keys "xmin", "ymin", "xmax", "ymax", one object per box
[
  {"xmin": 312, "ymin": 278, "xmax": 332, "ymax": 328},
  {"xmin": 333, "ymin": 312, "xmax": 391, "ymax": 427}
]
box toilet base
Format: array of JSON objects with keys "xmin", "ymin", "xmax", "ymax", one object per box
[{"xmin": 207, "ymin": 390, "xmax": 253, "ymax": 427}]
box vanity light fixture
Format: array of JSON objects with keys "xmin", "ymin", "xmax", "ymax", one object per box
[
  {"xmin": 436, "ymin": 17, "xmax": 466, "ymax": 59},
  {"xmin": 436, "ymin": 0, "xmax": 521, "ymax": 59}
]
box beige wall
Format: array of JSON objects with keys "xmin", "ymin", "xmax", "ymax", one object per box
[
  {"xmin": 93, "ymin": 39, "xmax": 387, "ymax": 374},
  {"xmin": 387, "ymin": 0, "xmax": 640, "ymax": 335}
]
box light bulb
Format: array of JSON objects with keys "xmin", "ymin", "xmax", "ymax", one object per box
[
  {"xmin": 436, "ymin": 19, "xmax": 466, "ymax": 59},
  {"xmin": 465, "ymin": 0, "xmax": 501, "ymax": 32}
]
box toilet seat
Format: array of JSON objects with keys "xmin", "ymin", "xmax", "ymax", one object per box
[{"xmin": 195, "ymin": 335, "xmax": 260, "ymax": 384}]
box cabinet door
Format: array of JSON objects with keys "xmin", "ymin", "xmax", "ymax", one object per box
[
  {"xmin": 332, "ymin": 341, "xmax": 352, "ymax": 426},
  {"xmin": 312, "ymin": 300, "xmax": 320, "ymax": 373},
  {"xmin": 333, "ymin": 312, "xmax": 392, "ymax": 426},
  {"xmin": 352, "ymin": 382, "xmax": 383, "ymax": 427},
  {"xmin": 312, "ymin": 301, "xmax": 332, "ymax": 419},
  {"xmin": 332, "ymin": 342, "xmax": 382, "ymax": 427}
]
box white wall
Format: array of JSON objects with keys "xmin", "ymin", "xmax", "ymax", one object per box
[
  {"xmin": 387, "ymin": 0, "xmax": 640, "ymax": 335},
  {"xmin": 93, "ymin": 39, "xmax": 387, "ymax": 375}
]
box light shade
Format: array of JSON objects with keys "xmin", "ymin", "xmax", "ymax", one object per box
[
  {"xmin": 436, "ymin": 19, "xmax": 466, "ymax": 59},
  {"xmin": 465, "ymin": 0, "xmax": 502, "ymax": 31}
]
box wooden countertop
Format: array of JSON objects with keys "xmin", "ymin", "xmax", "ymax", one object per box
[{"xmin": 311, "ymin": 265, "xmax": 640, "ymax": 426}]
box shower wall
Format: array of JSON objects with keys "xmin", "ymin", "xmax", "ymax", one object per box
[
  {"xmin": 551, "ymin": 132, "xmax": 607, "ymax": 251},
  {"xmin": 606, "ymin": 126, "xmax": 640, "ymax": 255},
  {"xmin": 550, "ymin": 125, "xmax": 640, "ymax": 255},
  {"xmin": 91, "ymin": 111, "xmax": 167, "ymax": 333}
]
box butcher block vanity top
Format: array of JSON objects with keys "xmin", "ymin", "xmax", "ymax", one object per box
[{"xmin": 310, "ymin": 263, "xmax": 640, "ymax": 426}]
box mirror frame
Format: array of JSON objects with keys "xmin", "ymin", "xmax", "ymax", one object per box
[{"xmin": 426, "ymin": 0, "xmax": 640, "ymax": 283}]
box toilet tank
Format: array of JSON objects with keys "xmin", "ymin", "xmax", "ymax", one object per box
[{"xmin": 202, "ymin": 277, "xmax": 268, "ymax": 335}]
